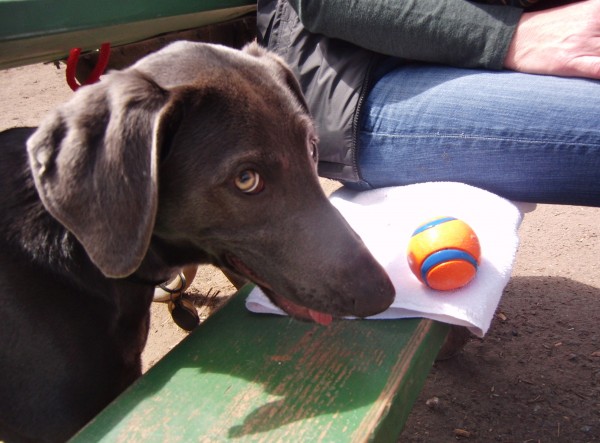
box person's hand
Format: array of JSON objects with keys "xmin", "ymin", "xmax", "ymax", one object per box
[{"xmin": 504, "ymin": 0, "xmax": 600, "ymax": 79}]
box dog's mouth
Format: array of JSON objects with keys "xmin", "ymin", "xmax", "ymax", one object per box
[{"xmin": 225, "ymin": 253, "xmax": 333, "ymax": 326}]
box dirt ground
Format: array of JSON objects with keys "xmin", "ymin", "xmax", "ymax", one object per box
[{"xmin": 1, "ymin": 63, "xmax": 598, "ymax": 442}]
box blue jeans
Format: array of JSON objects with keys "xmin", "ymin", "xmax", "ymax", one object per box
[{"xmin": 358, "ymin": 65, "xmax": 600, "ymax": 206}]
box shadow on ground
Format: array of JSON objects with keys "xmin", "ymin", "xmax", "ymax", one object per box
[{"xmin": 402, "ymin": 275, "xmax": 600, "ymax": 442}]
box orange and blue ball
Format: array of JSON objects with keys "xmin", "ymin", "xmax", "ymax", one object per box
[{"xmin": 407, "ymin": 216, "xmax": 481, "ymax": 291}]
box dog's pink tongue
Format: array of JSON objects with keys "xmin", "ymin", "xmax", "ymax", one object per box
[
  {"xmin": 269, "ymin": 293, "xmax": 333, "ymax": 326},
  {"xmin": 308, "ymin": 310, "xmax": 333, "ymax": 326}
]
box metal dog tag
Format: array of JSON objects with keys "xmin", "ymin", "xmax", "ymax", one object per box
[{"xmin": 168, "ymin": 296, "xmax": 199, "ymax": 331}]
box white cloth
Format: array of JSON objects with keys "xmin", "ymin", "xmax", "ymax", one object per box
[{"xmin": 246, "ymin": 182, "xmax": 534, "ymax": 337}]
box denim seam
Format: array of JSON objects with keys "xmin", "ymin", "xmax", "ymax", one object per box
[{"xmin": 360, "ymin": 132, "xmax": 600, "ymax": 147}]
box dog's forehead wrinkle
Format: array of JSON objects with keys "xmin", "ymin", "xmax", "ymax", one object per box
[
  {"xmin": 131, "ymin": 42, "xmax": 226, "ymax": 87},
  {"xmin": 211, "ymin": 66, "xmax": 304, "ymax": 120},
  {"xmin": 171, "ymin": 111, "xmax": 310, "ymax": 179},
  {"xmin": 130, "ymin": 41, "xmax": 306, "ymax": 120},
  {"xmin": 132, "ymin": 42, "xmax": 261, "ymax": 87}
]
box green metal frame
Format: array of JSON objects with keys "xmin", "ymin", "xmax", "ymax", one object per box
[{"xmin": 0, "ymin": 0, "xmax": 256, "ymax": 69}]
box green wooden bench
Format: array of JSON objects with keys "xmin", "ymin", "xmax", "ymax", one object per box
[{"xmin": 70, "ymin": 284, "xmax": 449, "ymax": 442}]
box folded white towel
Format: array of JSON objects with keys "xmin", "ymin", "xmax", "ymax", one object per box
[{"xmin": 246, "ymin": 182, "xmax": 534, "ymax": 337}]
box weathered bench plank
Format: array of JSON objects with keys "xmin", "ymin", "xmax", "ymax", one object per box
[{"xmin": 71, "ymin": 285, "xmax": 449, "ymax": 442}]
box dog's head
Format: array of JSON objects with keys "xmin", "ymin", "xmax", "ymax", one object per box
[{"xmin": 27, "ymin": 41, "xmax": 394, "ymax": 323}]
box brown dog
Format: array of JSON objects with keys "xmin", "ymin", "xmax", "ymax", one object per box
[{"xmin": 0, "ymin": 41, "xmax": 394, "ymax": 442}]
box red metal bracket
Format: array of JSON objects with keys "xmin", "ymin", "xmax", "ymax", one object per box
[{"xmin": 66, "ymin": 42, "xmax": 111, "ymax": 91}]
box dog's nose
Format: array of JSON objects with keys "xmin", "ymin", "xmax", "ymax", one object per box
[{"xmin": 350, "ymin": 269, "xmax": 396, "ymax": 318}]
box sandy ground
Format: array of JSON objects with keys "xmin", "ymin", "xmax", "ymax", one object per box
[{"xmin": 1, "ymin": 62, "xmax": 599, "ymax": 442}]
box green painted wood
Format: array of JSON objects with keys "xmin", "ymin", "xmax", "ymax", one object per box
[
  {"xmin": 0, "ymin": 0, "xmax": 256, "ymax": 69},
  {"xmin": 71, "ymin": 285, "xmax": 449, "ymax": 442}
]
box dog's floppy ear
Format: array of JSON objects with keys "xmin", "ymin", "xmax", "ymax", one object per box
[
  {"xmin": 27, "ymin": 70, "xmax": 171, "ymax": 278},
  {"xmin": 242, "ymin": 41, "xmax": 310, "ymax": 114}
]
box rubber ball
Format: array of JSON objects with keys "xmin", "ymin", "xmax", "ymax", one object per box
[{"xmin": 407, "ymin": 216, "xmax": 481, "ymax": 291}]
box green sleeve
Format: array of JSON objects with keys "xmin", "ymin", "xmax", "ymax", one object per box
[{"xmin": 286, "ymin": 0, "xmax": 523, "ymax": 69}]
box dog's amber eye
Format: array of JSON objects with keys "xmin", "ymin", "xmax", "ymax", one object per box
[
  {"xmin": 235, "ymin": 170, "xmax": 264, "ymax": 194},
  {"xmin": 310, "ymin": 140, "xmax": 318, "ymax": 162}
]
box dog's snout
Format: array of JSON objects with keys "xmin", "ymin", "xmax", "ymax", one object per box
[
  {"xmin": 343, "ymin": 253, "xmax": 395, "ymax": 318},
  {"xmin": 351, "ymin": 272, "xmax": 396, "ymax": 317},
  {"xmin": 266, "ymin": 200, "xmax": 397, "ymax": 320}
]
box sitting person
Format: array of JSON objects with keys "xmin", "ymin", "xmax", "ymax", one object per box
[
  {"xmin": 256, "ymin": 0, "xmax": 600, "ymax": 206},
  {"xmin": 254, "ymin": 0, "xmax": 599, "ymax": 354}
]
